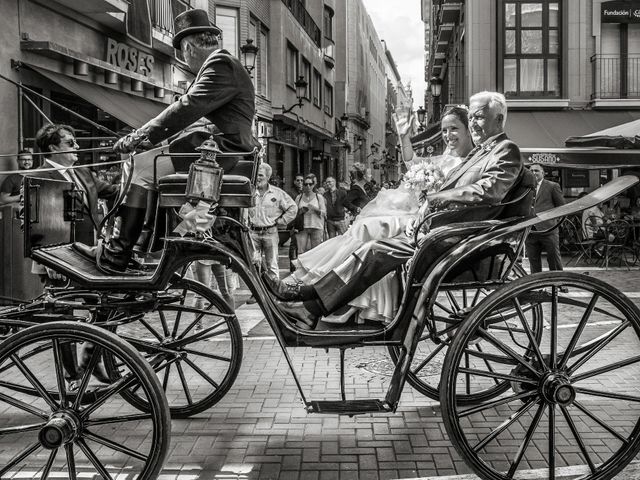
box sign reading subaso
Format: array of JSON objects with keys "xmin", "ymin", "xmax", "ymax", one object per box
[
  {"xmin": 106, "ymin": 38, "xmax": 155, "ymax": 76},
  {"xmin": 528, "ymin": 153, "xmax": 560, "ymax": 164},
  {"xmin": 601, "ymin": 1, "xmax": 640, "ymax": 23}
]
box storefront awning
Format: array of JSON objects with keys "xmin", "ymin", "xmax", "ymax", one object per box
[
  {"xmin": 506, "ymin": 111, "xmax": 640, "ymax": 148},
  {"xmin": 585, "ymin": 118, "xmax": 640, "ymax": 138},
  {"xmin": 31, "ymin": 66, "xmax": 167, "ymax": 128}
]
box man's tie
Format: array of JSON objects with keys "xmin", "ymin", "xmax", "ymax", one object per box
[{"xmin": 67, "ymin": 168, "xmax": 88, "ymax": 207}]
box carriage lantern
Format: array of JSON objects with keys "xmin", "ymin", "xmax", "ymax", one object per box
[{"xmin": 186, "ymin": 136, "xmax": 224, "ymax": 204}]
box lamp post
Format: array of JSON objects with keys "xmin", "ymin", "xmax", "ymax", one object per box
[
  {"xmin": 416, "ymin": 106, "xmax": 426, "ymax": 132},
  {"xmin": 430, "ymin": 76, "xmax": 443, "ymax": 122},
  {"xmin": 240, "ymin": 39, "xmax": 259, "ymax": 75},
  {"xmin": 335, "ymin": 113, "xmax": 348, "ymax": 140}
]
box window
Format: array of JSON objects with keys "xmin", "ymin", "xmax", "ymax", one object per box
[
  {"xmin": 323, "ymin": 6, "xmax": 334, "ymax": 39},
  {"xmin": 313, "ymin": 69, "xmax": 322, "ymax": 107},
  {"xmin": 324, "ymin": 81, "xmax": 333, "ymax": 116},
  {"xmin": 301, "ymin": 57, "xmax": 311, "ymax": 100},
  {"xmin": 286, "ymin": 43, "xmax": 298, "ymax": 88},
  {"xmin": 500, "ymin": 1, "xmax": 561, "ymax": 97},
  {"xmin": 216, "ymin": 6, "xmax": 239, "ymax": 57},
  {"xmin": 259, "ymin": 28, "xmax": 269, "ymax": 97}
]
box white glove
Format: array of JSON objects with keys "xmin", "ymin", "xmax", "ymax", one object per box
[{"xmin": 45, "ymin": 267, "xmax": 67, "ymax": 282}]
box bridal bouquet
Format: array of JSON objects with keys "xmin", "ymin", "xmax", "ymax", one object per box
[{"xmin": 402, "ymin": 161, "xmax": 445, "ymax": 195}]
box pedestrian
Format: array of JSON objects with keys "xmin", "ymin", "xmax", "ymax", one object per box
[
  {"xmin": 0, "ymin": 149, "xmax": 35, "ymax": 206},
  {"xmin": 323, "ymin": 176, "xmax": 349, "ymax": 238},
  {"xmin": 246, "ymin": 163, "xmax": 297, "ymax": 303},
  {"xmin": 344, "ymin": 163, "xmax": 371, "ymax": 220},
  {"xmin": 294, "ymin": 173, "xmax": 326, "ymax": 254},
  {"xmin": 524, "ymin": 163, "xmax": 566, "ymax": 274}
]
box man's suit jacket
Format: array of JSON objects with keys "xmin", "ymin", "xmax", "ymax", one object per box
[
  {"xmin": 139, "ymin": 49, "xmax": 257, "ymax": 153},
  {"xmin": 532, "ymin": 179, "xmax": 565, "ymax": 231},
  {"xmin": 29, "ymin": 163, "xmax": 119, "ymax": 245}
]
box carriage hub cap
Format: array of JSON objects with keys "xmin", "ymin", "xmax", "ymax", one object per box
[
  {"xmin": 541, "ymin": 374, "xmax": 575, "ymax": 406},
  {"xmin": 39, "ymin": 411, "xmax": 80, "ymax": 449}
]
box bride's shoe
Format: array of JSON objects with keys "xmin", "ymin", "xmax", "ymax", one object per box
[{"xmin": 322, "ymin": 306, "xmax": 359, "ymax": 324}]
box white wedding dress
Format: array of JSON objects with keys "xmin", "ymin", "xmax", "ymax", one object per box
[{"xmin": 291, "ymin": 154, "xmax": 463, "ymax": 323}]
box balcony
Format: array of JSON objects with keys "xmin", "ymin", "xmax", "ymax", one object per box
[
  {"xmin": 52, "ymin": 0, "xmax": 128, "ymax": 31},
  {"xmin": 323, "ymin": 37, "xmax": 335, "ymax": 68},
  {"xmin": 591, "ymin": 54, "xmax": 640, "ymax": 107},
  {"xmin": 282, "ymin": 0, "xmax": 322, "ymax": 47},
  {"xmin": 445, "ymin": 61, "xmax": 466, "ymax": 105}
]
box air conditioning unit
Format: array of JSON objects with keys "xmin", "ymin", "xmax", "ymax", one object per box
[{"xmin": 258, "ymin": 122, "xmax": 273, "ymax": 138}]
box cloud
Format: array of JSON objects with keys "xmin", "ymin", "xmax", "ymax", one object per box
[{"xmin": 363, "ymin": 0, "xmax": 426, "ymax": 104}]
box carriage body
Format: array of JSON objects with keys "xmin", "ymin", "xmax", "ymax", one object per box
[{"xmin": 3, "ymin": 147, "xmax": 640, "ymax": 480}]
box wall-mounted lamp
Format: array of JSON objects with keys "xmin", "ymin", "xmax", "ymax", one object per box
[
  {"xmin": 430, "ymin": 76, "xmax": 443, "ymax": 121},
  {"xmin": 334, "ymin": 113, "xmax": 349, "ymax": 140},
  {"xmin": 280, "ymin": 76, "xmax": 308, "ymax": 114},
  {"xmin": 240, "ymin": 38, "xmax": 259, "ymax": 74},
  {"xmin": 416, "ymin": 106, "xmax": 427, "ymax": 132},
  {"xmin": 352, "ymin": 135, "xmax": 364, "ymax": 153}
]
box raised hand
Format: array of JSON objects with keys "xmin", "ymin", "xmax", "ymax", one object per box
[
  {"xmin": 392, "ymin": 103, "xmax": 416, "ymax": 137},
  {"xmin": 113, "ymin": 130, "xmax": 152, "ymax": 154}
]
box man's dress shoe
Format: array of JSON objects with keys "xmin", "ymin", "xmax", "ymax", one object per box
[
  {"xmin": 262, "ymin": 272, "xmax": 305, "ymax": 302},
  {"xmin": 278, "ymin": 302, "xmax": 319, "ymax": 330}
]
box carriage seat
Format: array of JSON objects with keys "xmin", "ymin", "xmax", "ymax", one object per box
[{"xmin": 158, "ymin": 173, "xmax": 255, "ymax": 208}]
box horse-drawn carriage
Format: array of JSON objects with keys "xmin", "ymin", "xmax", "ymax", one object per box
[{"xmin": 1, "ymin": 146, "xmax": 640, "ymax": 480}]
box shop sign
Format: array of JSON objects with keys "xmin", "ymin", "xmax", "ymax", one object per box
[
  {"xmin": 106, "ymin": 38, "xmax": 155, "ymax": 76},
  {"xmin": 527, "ymin": 152, "xmax": 560, "ymax": 164},
  {"xmin": 601, "ymin": 1, "xmax": 640, "ymax": 23}
]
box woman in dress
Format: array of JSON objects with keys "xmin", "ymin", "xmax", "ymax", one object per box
[
  {"xmin": 274, "ymin": 105, "xmax": 475, "ymax": 324},
  {"xmin": 294, "ymin": 174, "xmax": 327, "ymax": 254}
]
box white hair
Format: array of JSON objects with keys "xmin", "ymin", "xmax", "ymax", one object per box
[
  {"xmin": 470, "ymin": 91, "xmax": 508, "ymax": 128},
  {"xmin": 258, "ymin": 162, "xmax": 272, "ymax": 178}
]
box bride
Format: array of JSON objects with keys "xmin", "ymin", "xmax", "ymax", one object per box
[{"xmin": 280, "ymin": 105, "xmax": 474, "ymax": 324}]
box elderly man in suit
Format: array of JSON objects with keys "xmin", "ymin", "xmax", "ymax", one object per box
[
  {"xmin": 74, "ymin": 8, "xmax": 257, "ymax": 273},
  {"xmin": 524, "ymin": 163, "xmax": 566, "ymax": 273},
  {"xmin": 268, "ymin": 91, "xmax": 528, "ymax": 329}
]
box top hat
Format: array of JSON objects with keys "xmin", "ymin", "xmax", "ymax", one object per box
[{"xmin": 173, "ymin": 9, "xmax": 221, "ymax": 49}]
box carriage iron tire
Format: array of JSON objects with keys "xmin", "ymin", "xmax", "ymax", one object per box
[
  {"xmin": 0, "ymin": 321, "xmax": 170, "ymax": 480},
  {"xmin": 104, "ymin": 278, "xmax": 243, "ymax": 418},
  {"xmin": 440, "ymin": 272, "xmax": 640, "ymax": 480}
]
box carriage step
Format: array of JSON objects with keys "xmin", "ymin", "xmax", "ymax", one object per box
[{"xmin": 306, "ymin": 400, "xmax": 391, "ymax": 415}]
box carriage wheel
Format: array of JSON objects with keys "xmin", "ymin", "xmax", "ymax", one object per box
[
  {"xmin": 104, "ymin": 278, "xmax": 243, "ymax": 418},
  {"xmin": 441, "ymin": 272, "xmax": 640, "ymax": 480},
  {"xmin": 389, "ymin": 263, "xmax": 542, "ymax": 405},
  {"xmin": 0, "ymin": 321, "xmax": 169, "ymax": 480}
]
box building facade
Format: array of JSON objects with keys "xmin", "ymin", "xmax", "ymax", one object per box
[{"xmin": 425, "ymin": 0, "xmax": 640, "ymax": 193}]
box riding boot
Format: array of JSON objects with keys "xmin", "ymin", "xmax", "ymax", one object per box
[
  {"xmin": 74, "ymin": 185, "xmax": 148, "ymax": 272},
  {"xmin": 133, "ymin": 190, "xmax": 158, "ymax": 254}
]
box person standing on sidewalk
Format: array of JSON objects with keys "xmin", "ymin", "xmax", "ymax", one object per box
[
  {"xmin": 323, "ymin": 176, "xmax": 348, "ymax": 238},
  {"xmin": 525, "ymin": 163, "xmax": 566, "ymax": 273},
  {"xmin": 248, "ymin": 163, "xmax": 297, "ymax": 279}
]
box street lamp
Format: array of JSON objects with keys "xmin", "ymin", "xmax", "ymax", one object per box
[
  {"xmin": 416, "ymin": 106, "xmax": 426, "ymax": 131},
  {"xmin": 352, "ymin": 135, "xmax": 364, "ymax": 153},
  {"xmin": 240, "ymin": 39, "xmax": 259, "ymax": 74},
  {"xmin": 430, "ymin": 76, "xmax": 443, "ymax": 121},
  {"xmin": 335, "ymin": 113, "xmax": 349, "ymax": 140},
  {"xmin": 280, "ymin": 75, "xmax": 308, "ymax": 114}
]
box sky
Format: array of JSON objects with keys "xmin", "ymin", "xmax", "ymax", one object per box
[{"xmin": 363, "ymin": 0, "xmax": 426, "ymax": 106}]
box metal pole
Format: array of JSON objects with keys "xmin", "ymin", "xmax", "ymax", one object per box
[{"xmin": 17, "ymin": 83, "xmax": 24, "ymax": 151}]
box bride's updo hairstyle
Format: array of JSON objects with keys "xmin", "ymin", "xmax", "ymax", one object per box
[
  {"xmin": 440, "ymin": 105, "xmax": 469, "ymax": 130},
  {"xmin": 350, "ymin": 162, "xmax": 367, "ymax": 182}
]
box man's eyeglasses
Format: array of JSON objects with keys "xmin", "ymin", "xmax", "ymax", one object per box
[
  {"xmin": 304, "ymin": 182, "xmax": 314, "ymax": 186},
  {"xmin": 60, "ymin": 139, "xmax": 79, "ymax": 148}
]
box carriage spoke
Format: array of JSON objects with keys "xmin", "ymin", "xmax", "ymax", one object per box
[
  {"xmin": 0, "ymin": 391, "xmax": 48, "ymax": 418},
  {"xmin": 572, "ymin": 400, "xmax": 629, "ymax": 444},
  {"xmin": 568, "ymin": 321, "xmax": 630, "ymax": 374},
  {"xmin": 40, "ymin": 447, "xmax": 58, "ymax": 480},
  {"xmin": 137, "ymin": 317, "xmax": 164, "ymax": 342},
  {"xmin": 550, "ymin": 286, "xmax": 558, "ymax": 369},
  {"xmin": 170, "ymin": 286, "xmax": 189, "ymax": 338},
  {"xmin": 79, "ymin": 372, "xmax": 140, "ymax": 419},
  {"xmin": 182, "ymin": 356, "xmax": 221, "ymax": 389},
  {"xmin": 434, "ymin": 300, "xmax": 455, "ymax": 315},
  {"xmin": 76, "ymin": 438, "xmax": 114, "ymax": 480},
  {"xmin": 472, "ymin": 398, "xmax": 538, "ymax": 452},
  {"xmin": 512, "ymin": 298, "xmax": 547, "ymax": 370},
  {"xmin": 65, "ymin": 444, "xmax": 77, "ymax": 480},
  {"xmin": 181, "ymin": 347, "xmax": 232, "ymax": 363},
  {"xmin": 162, "ymin": 363, "xmax": 171, "ymax": 391},
  {"xmin": 475, "ymin": 344, "xmax": 501, "ymax": 385},
  {"xmin": 558, "ymin": 293, "xmax": 599, "ymax": 370},
  {"xmin": 459, "ymin": 390, "xmax": 536, "ymax": 418},
  {"xmin": 52, "ymin": 339, "xmax": 68, "ymax": 408},
  {"xmin": 464, "ymin": 352, "xmax": 471, "ymax": 394},
  {"xmin": 571, "ymin": 354, "xmax": 640, "ymax": 382},
  {"xmin": 84, "ymin": 429, "xmax": 148, "ymax": 461},
  {"xmin": 446, "ymin": 290, "xmax": 461, "ymax": 312},
  {"xmin": 458, "ymin": 366, "xmax": 538, "ymax": 385},
  {"xmin": 574, "ymin": 387, "xmax": 640, "ymax": 403},
  {"xmin": 507, "ymin": 401, "xmax": 545, "ymax": 477},
  {"xmin": 560, "ymin": 405, "xmax": 597, "ymax": 473},
  {"xmin": 411, "ymin": 342, "xmax": 446, "ymax": 376},
  {"xmin": 158, "ymin": 310, "xmax": 171, "ymax": 338},
  {"xmin": 0, "ymin": 421, "xmax": 46, "ymax": 436},
  {"xmin": 478, "ymin": 330, "xmax": 541, "ymax": 378},
  {"xmin": 0, "ymin": 441, "xmax": 41, "ymax": 476},
  {"xmin": 72, "ymin": 346, "xmax": 103, "ymax": 411},
  {"xmin": 85, "ymin": 413, "xmax": 154, "ymax": 426},
  {"xmin": 174, "ymin": 324, "xmax": 230, "ymax": 346},
  {"xmin": 175, "ymin": 361, "xmax": 193, "ymax": 405},
  {"xmin": 548, "ymin": 404, "xmax": 556, "ymax": 480},
  {"xmin": 11, "ymin": 353, "xmax": 59, "ymax": 410}
]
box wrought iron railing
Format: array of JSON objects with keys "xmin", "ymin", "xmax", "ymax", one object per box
[
  {"xmin": 446, "ymin": 62, "xmax": 466, "ymax": 105},
  {"xmin": 152, "ymin": 0, "xmax": 191, "ymax": 37},
  {"xmin": 282, "ymin": 0, "xmax": 322, "ymax": 47},
  {"xmin": 591, "ymin": 54, "xmax": 640, "ymax": 99}
]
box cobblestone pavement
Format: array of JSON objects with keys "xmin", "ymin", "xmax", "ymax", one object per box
[{"xmin": 3, "ymin": 248, "xmax": 640, "ymax": 479}]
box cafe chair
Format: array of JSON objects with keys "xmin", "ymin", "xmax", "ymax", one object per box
[
  {"xmin": 593, "ymin": 219, "xmax": 636, "ymax": 270},
  {"xmin": 562, "ymin": 217, "xmax": 599, "ymax": 267}
]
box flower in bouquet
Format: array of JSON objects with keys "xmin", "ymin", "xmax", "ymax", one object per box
[{"xmin": 402, "ymin": 161, "xmax": 445, "ymax": 196}]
